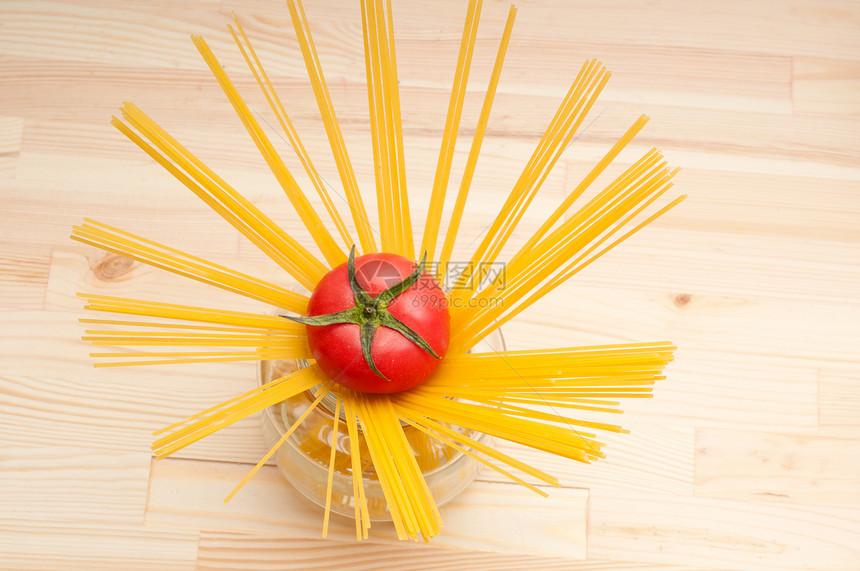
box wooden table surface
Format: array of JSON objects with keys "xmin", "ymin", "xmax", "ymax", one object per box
[{"xmin": 2, "ymin": 0, "xmax": 860, "ymax": 569}]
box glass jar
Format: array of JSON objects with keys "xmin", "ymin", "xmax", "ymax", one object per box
[{"xmin": 258, "ymin": 329, "xmax": 504, "ymax": 521}]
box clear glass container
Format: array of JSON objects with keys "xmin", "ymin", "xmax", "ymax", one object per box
[{"xmin": 258, "ymin": 329, "xmax": 504, "ymax": 521}]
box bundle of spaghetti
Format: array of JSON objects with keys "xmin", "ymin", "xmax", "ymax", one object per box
[
  {"xmin": 418, "ymin": 343, "xmax": 674, "ymax": 409},
  {"xmin": 80, "ymin": 294, "xmax": 310, "ymax": 365},
  {"xmin": 82, "ymin": 314, "xmax": 309, "ymax": 366},
  {"xmin": 321, "ymin": 393, "xmax": 342, "ymax": 537},
  {"xmin": 508, "ymin": 114, "xmax": 651, "ymax": 260},
  {"xmin": 435, "ymin": 5, "xmax": 517, "ymax": 283},
  {"xmin": 341, "ymin": 393, "xmax": 371, "ymax": 539},
  {"xmin": 71, "ymin": 219, "xmax": 308, "ymax": 312},
  {"xmin": 191, "ymin": 35, "xmax": 345, "ymax": 268},
  {"xmin": 395, "ymin": 403, "xmax": 559, "ymax": 487},
  {"xmin": 83, "ymin": 330, "xmax": 302, "ymax": 348},
  {"xmin": 79, "ymin": 294, "xmax": 307, "ymax": 331},
  {"xmin": 398, "ymin": 414, "xmax": 551, "ymax": 497},
  {"xmin": 112, "ymin": 104, "xmax": 327, "ymax": 292},
  {"xmin": 356, "ymin": 393, "xmax": 441, "ymax": 541},
  {"xmin": 414, "ymin": 376, "xmax": 643, "ymax": 432},
  {"xmin": 429, "ymin": 342, "xmax": 676, "ymax": 381},
  {"xmin": 441, "ymin": 398, "xmax": 628, "ymax": 436},
  {"xmin": 286, "ymin": 0, "xmax": 376, "ymax": 254},
  {"xmin": 448, "ymin": 58, "xmax": 610, "ymax": 302},
  {"xmin": 458, "ymin": 148, "xmax": 669, "ymax": 313},
  {"xmin": 437, "ymin": 110, "xmax": 647, "ymax": 291},
  {"xmin": 424, "ymin": 378, "xmax": 658, "ymax": 400},
  {"xmin": 456, "ymin": 394, "xmax": 630, "ymax": 418},
  {"xmin": 422, "ymin": 346, "xmax": 669, "ymax": 406},
  {"xmin": 448, "ymin": 152, "xmax": 682, "ymax": 351},
  {"xmin": 394, "ymin": 390, "xmax": 607, "ymax": 464},
  {"xmin": 152, "ymin": 363, "xmax": 328, "ymax": 460},
  {"xmin": 361, "ymin": 0, "xmax": 413, "ymax": 258},
  {"xmin": 420, "ymin": 0, "xmax": 482, "ymax": 261},
  {"xmin": 461, "ymin": 192, "xmax": 686, "ymax": 352},
  {"xmin": 86, "ymin": 348, "xmax": 305, "ymax": 368},
  {"xmin": 228, "ymin": 15, "xmax": 354, "ymax": 253}
]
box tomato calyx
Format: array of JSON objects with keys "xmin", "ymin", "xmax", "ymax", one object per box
[{"xmin": 286, "ymin": 246, "xmax": 440, "ymax": 383}]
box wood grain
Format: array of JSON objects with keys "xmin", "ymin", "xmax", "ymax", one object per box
[
  {"xmin": 195, "ymin": 532, "xmax": 694, "ymax": 571},
  {"xmin": 694, "ymin": 429, "xmax": 860, "ymax": 507},
  {"xmin": 0, "ymin": 446, "xmax": 151, "ymax": 525},
  {"xmin": 588, "ymin": 489, "xmax": 860, "ymax": 570},
  {"xmin": 818, "ymin": 368, "xmax": 860, "ymax": 435},
  {"xmin": 1, "ymin": 0, "xmax": 859, "ymax": 568},
  {"xmin": 0, "ymin": 522, "xmax": 198, "ymax": 571},
  {"xmin": 146, "ymin": 457, "xmax": 588, "ymax": 558}
]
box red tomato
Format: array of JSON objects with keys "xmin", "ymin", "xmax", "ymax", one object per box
[{"xmin": 304, "ymin": 252, "xmax": 449, "ymax": 394}]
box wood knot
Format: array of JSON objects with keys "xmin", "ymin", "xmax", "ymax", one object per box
[
  {"xmin": 672, "ymin": 293, "xmax": 692, "ymax": 308},
  {"xmin": 92, "ymin": 253, "xmax": 135, "ymax": 282}
]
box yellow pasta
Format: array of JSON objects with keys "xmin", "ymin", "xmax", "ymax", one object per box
[
  {"xmin": 322, "ymin": 395, "xmax": 342, "ymax": 537},
  {"xmin": 286, "ymin": 0, "xmax": 377, "ymax": 254},
  {"xmin": 80, "ymin": 296, "xmax": 310, "ymax": 366},
  {"xmin": 400, "ymin": 417, "xmax": 549, "ymax": 497},
  {"xmin": 75, "ymin": 0, "xmax": 684, "ymax": 543},
  {"xmin": 448, "ymin": 58, "xmax": 611, "ymax": 302},
  {"xmin": 362, "ymin": 0, "xmax": 413, "ymax": 257},
  {"xmin": 71, "ymin": 221, "xmax": 309, "ymax": 309},
  {"xmin": 191, "ymin": 36, "xmax": 346, "ymax": 267},
  {"xmin": 229, "ymin": 15, "xmax": 355, "ymax": 253},
  {"xmin": 421, "ymin": 0, "xmax": 482, "ymax": 262},
  {"xmin": 108, "ymin": 112, "xmax": 325, "ymax": 291},
  {"xmin": 79, "ymin": 294, "xmax": 306, "ymax": 331},
  {"xmin": 436, "ymin": 5, "xmax": 518, "ymax": 283},
  {"xmin": 342, "ymin": 394, "xmax": 371, "ymax": 539},
  {"xmin": 224, "ymin": 386, "xmax": 331, "ymax": 503},
  {"xmin": 151, "ymin": 365, "xmax": 326, "ymax": 459}
]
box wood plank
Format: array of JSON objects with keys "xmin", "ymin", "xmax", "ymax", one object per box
[
  {"xmin": 196, "ymin": 532, "xmax": 696, "ymax": 571},
  {"xmin": 0, "ymin": 310, "xmax": 273, "ymax": 465},
  {"xmin": 0, "ymin": 43, "xmax": 792, "ymax": 116},
  {"xmin": 223, "ymin": 0, "xmax": 860, "ymax": 60},
  {"xmin": 44, "ymin": 248, "xmax": 277, "ymax": 314},
  {"xmin": 0, "ymin": 522, "xmax": 198, "ymax": 571},
  {"xmin": 818, "ymin": 369, "xmax": 860, "ymax": 435},
  {"xmin": 0, "ymin": 446, "xmax": 151, "ymax": 525},
  {"xmin": 146, "ymin": 456, "xmax": 588, "ymax": 558},
  {"xmin": 0, "ymin": 184, "xmax": 243, "ymax": 261},
  {"xmin": 694, "ymin": 429, "xmax": 860, "ymax": 507},
  {"xmin": 583, "ymin": 105, "xmax": 860, "ymax": 169},
  {"xmin": 21, "ymin": 91, "xmax": 856, "ymax": 171},
  {"xmin": 0, "ymin": 9, "xmax": 794, "ymax": 115},
  {"xmin": 0, "ymin": 115, "xmax": 24, "ymax": 177},
  {"xmin": 587, "ymin": 489, "xmax": 860, "ymax": 571},
  {"xmin": 0, "ymin": 245, "xmax": 50, "ymax": 310},
  {"xmin": 0, "ymin": 58, "xmax": 243, "ymax": 124},
  {"xmin": 793, "ymin": 56, "xmax": 860, "ymax": 116},
  {"xmin": 0, "ymin": 0, "xmax": 226, "ymax": 70},
  {"xmin": 0, "ymin": 370, "xmax": 269, "ymax": 465},
  {"xmin": 508, "ymin": 283, "xmax": 860, "ymax": 369}
]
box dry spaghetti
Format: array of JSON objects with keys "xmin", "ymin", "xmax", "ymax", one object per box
[{"xmin": 74, "ymin": 0, "xmax": 684, "ymax": 542}]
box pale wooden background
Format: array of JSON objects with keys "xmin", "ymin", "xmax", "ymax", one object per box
[{"xmin": 2, "ymin": 0, "xmax": 860, "ymax": 569}]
